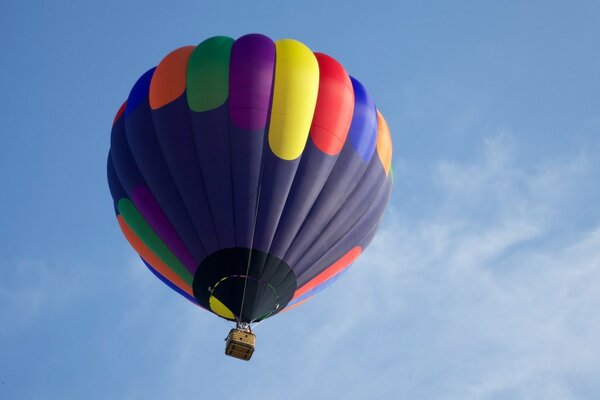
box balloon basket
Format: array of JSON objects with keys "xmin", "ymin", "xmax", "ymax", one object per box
[{"xmin": 225, "ymin": 328, "xmax": 256, "ymax": 361}]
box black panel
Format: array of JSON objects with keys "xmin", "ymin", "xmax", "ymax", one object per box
[{"xmin": 193, "ymin": 248, "xmax": 297, "ymax": 322}]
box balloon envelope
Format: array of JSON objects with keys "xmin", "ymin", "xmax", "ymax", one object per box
[{"xmin": 108, "ymin": 34, "xmax": 392, "ymax": 323}]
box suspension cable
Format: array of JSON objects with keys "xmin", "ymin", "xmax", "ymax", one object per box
[{"xmin": 238, "ymin": 183, "xmax": 262, "ymax": 325}]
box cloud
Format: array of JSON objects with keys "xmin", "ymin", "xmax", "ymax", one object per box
[{"xmin": 0, "ymin": 258, "xmax": 87, "ymax": 336}]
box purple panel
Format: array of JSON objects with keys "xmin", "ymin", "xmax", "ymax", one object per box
[
  {"xmin": 229, "ymin": 34, "xmax": 275, "ymax": 130},
  {"xmin": 131, "ymin": 186, "xmax": 197, "ymax": 273},
  {"xmin": 229, "ymin": 34, "xmax": 275, "ymax": 248}
]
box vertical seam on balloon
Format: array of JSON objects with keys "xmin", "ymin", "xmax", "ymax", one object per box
[
  {"xmin": 146, "ymin": 100, "xmax": 211, "ymax": 261},
  {"xmin": 263, "ymin": 153, "xmax": 335, "ymax": 299},
  {"xmin": 187, "ymin": 108, "xmax": 223, "ymax": 251},
  {"xmin": 107, "ymin": 149, "xmax": 126, "ymax": 214},
  {"xmin": 294, "ymin": 182, "xmax": 389, "ymax": 284},
  {"xmin": 184, "ymin": 47, "xmax": 224, "ymax": 252},
  {"xmin": 247, "ymin": 59, "xmax": 300, "ymax": 319},
  {"xmin": 296, "ymin": 171, "xmax": 391, "ymax": 278},
  {"xmin": 227, "ymin": 60, "xmax": 237, "ymax": 249},
  {"xmin": 238, "ymin": 154, "xmax": 264, "ymax": 323}
]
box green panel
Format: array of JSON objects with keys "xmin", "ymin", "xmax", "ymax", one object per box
[
  {"xmin": 118, "ymin": 199, "xmax": 193, "ymax": 285},
  {"xmin": 186, "ymin": 36, "xmax": 234, "ymax": 112}
]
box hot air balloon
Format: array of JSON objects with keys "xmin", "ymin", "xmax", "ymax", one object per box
[{"xmin": 107, "ymin": 34, "xmax": 392, "ymax": 360}]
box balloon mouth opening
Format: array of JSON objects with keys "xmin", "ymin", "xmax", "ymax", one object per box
[{"xmin": 192, "ymin": 247, "xmax": 297, "ymax": 323}]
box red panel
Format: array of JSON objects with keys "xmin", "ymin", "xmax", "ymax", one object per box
[
  {"xmin": 292, "ymin": 246, "xmax": 362, "ymax": 300},
  {"xmin": 112, "ymin": 101, "xmax": 127, "ymax": 127},
  {"xmin": 309, "ymin": 53, "xmax": 354, "ymax": 156}
]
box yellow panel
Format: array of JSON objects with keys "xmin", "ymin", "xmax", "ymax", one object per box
[
  {"xmin": 209, "ymin": 295, "xmax": 236, "ymax": 320},
  {"xmin": 268, "ymin": 39, "xmax": 320, "ymax": 160}
]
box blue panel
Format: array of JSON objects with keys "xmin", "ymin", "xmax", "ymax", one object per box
[
  {"xmin": 142, "ymin": 259, "xmax": 201, "ymax": 305},
  {"xmin": 125, "ymin": 68, "xmax": 155, "ymax": 117},
  {"xmin": 347, "ymin": 77, "xmax": 378, "ymax": 162}
]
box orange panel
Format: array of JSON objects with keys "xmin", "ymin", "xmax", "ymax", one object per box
[
  {"xmin": 149, "ymin": 46, "xmax": 195, "ymax": 110},
  {"xmin": 376, "ymin": 110, "xmax": 392, "ymax": 176}
]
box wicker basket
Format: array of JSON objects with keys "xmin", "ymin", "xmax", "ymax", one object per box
[{"xmin": 225, "ymin": 328, "xmax": 256, "ymax": 361}]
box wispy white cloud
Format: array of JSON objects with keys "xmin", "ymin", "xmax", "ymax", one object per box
[{"xmin": 0, "ymin": 258, "xmax": 88, "ymax": 336}]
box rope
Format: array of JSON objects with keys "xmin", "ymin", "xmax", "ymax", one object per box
[{"xmin": 238, "ymin": 184, "xmax": 262, "ymax": 325}]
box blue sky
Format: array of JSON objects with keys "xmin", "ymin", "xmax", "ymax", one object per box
[{"xmin": 1, "ymin": 1, "xmax": 600, "ymax": 399}]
